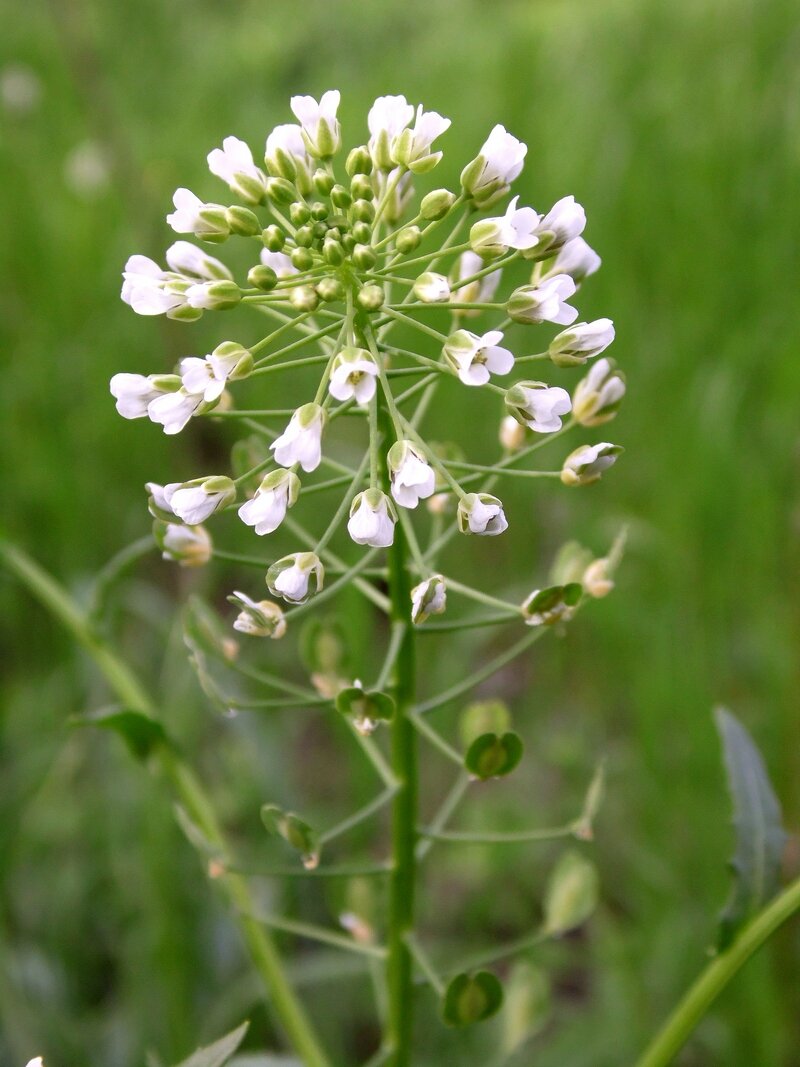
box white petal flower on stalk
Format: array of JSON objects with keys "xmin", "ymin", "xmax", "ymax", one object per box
[
  {"xmin": 368, "ymin": 94, "xmax": 415, "ymax": 170},
  {"xmin": 533, "ymin": 196, "xmax": 586, "ymax": 255},
  {"xmin": 470, "ymin": 195, "xmax": 540, "ymax": 257},
  {"xmin": 505, "ymin": 380, "xmax": 572, "ymax": 433},
  {"xmin": 410, "ymin": 574, "xmax": 446, "ymax": 624},
  {"xmin": 155, "ymin": 521, "xmax": 212, "ymax": 567},
  {"xmin": 166, "ymin": 188, "xmax": 229, "ymax": 240},
  {"xmin": 572, "ymin": 357, "xmax": 626, "ymax": 426},
  {"xmin": 545, "ymin": 235, "xmax": 601, "ymax": 282},
  {"xmin": 393, "ymin": 104, "xmax": 451, "ymax": 173},
  {"xmin": 328, "ymin": 347, "xmax": 378, "ymax": 406},
  {"xmin": 347, "ymin": 489, "xmax": 396, "ymax": 548},
  {"xmin": 163, "ymin": 476, "xmax": 236, "ymax": 525},
  {"xmin": 110, "ymin": 373, "xmax": 180, "ymax": 420},
  {"xmin": 290, "ymin": 90, "xmax": 341, "ymax": 158},
  {"xmin": 413, "ymin": 271, "xmax": 450, "ymax": 303},
  {"xmin": 507, "ymin": 274, "xmax": 578, "ymax": 325},
  {"xmin": 388, "ymin": 441, "xmax": 436, "ymax": 509},
  {"xmin": 265, "ymin": 124, "xmax": 313, "ymax": 191},
  {"xmin": 145, "ymin": 481, "xmax": 177, "ymax": 521},
  {"xmin": 121, "ymin": 256, "xmax": 188, "ymax": 317},
  {"xmin": 25, "ymin": 1059, "xmax": 44, "ymax": 1067},
  {"xmin": 165, "ymin": 241, "xmax": 232, "ymax": 281},
  {"xmin": 450, "ymin": 250, "xmax": 502, "ymax": 312},
  {"xmin": 267, "ymin": 552, "xmax": 324, "ymax": 604},
  {"xmin": 185, "ymin": 279, "xmax": 241, "ymax": 311},
  {"xmin": 238, "ymin": 469, "xmax": 300, "ymax": 535},
  {"xmin": 444, "ymin": 329, "xmax": 514, "ymax": 387},
  {"xmin": 147, "ymin": 387, "xmax": 207, "ymax": 435},
  {"xmin": 180, "ymin": 342, "xmax": 253, "ymax": 401},
  {"xmin": 499, "ymin": 414, "xmax": 527, "ymax": 451},
  {"xmin": 228, "ymin": 591, "xmax": 286, "ymax": 638},
  {"xmin": 207, "ymin": 135, "xmax": 267, "ymax": 203},
  {"xmin": 260, "ymin": 248, "xmax": 298, "ymax": 278},
  {"xmin": 271, "ymin": 403, "xmax": 325, "ymax": 472},
  {"xmin": 549, "ymin": 319, "xmax": 615, "ymax": 367},
  {"xmin": 560, "ymin": 442, "xmax": 623, "ymax": 486},
  {"xmin": 457, "ymin": 493, "xmax": 509, "ymax": 536},
  {"xmin": 460, "ymin": 124, "xmax": 527, "ymax": 205}
]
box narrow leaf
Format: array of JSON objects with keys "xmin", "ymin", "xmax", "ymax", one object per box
[
  {"xmin": 715, "ymin": 706, "xmax": 787, "ymax": 950},
  {"xmin": 172, "ymin": 1021, "xmax": 249, "ymax": 1067},
  {"xmin": 70, "ymin": 706, "xmax": 168, "ymax": 761}
]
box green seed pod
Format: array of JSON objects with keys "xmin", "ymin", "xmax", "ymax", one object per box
[
  {"xmin": 346, "ymin": 145, "xmax": 373, "ymax": 176},
  {"xmin": 246, "ymin": 264, "xmax": 278, "ymax": 291},
  {"xmin": 323, "ymin": 238, "xmax": 345, "ymax": 265},
  {"xmin": 396, "ymin": 225, "xmax": 422, "ymax": 254},
  {"xmin": 289, "ymin": 202, "xmax": 311, "ymax": 226},
  {"xmin": 261, "ymin": 225, "xmax": 285, "ymax": 252},
  {"xmin": 351, "ymin": 221, "xmax": 372, "ymax": 245},
  {"xmin": 542, "ymin": 851, "xmax": 599, "ymax": 936},
  {"xmin": 357, "ymin": 284, "xmax": 385, "ymax": 311},
  {"xmin": 294, "ymin": 224, "xmax": 315, "ymax": 248},
  {"xmin": 352, "ymin": 243, "xmax": 377, "ymax": 270},
  {"xmin": 442, "ymin": 972, "xmax": 504, "ymax": 1027},
  {"xmin": 310, "ymin": 200, "xmax": 329, "ymax": 221},
  {"xmin": 225, "ymin": 206, "xmax": 261, "ymax": 237},
  {"xmin": 290, "ymin": 247, "xmax": 314, "ymax": 271},
  {"xmin": 313, "ymin": 168, "xmax": 335, "ymax": 196},
  {"xmin": 264, "ymin": 177, "xmax": 297, "ymax": 205},
  {"xmin": 330, "ymin": 184, "xmax": 352, "ymax": 209},
  {"xmin": 289, "ymin": 285, "xmax": 319, "ymax": 311},
  {"xmin": 350, "ymin": 173, "xmax": 374, "ymax": 201},
  {"xmin": 421, "ymin": 188, "xmax": 457, "ymax": 220},
  {"xmin": 350, "ymin": 198, "xmax": 375, "ymax": 224},
  {"xmin": 316, "ymin": 276, "xmax": 345, "ymax": 302}
]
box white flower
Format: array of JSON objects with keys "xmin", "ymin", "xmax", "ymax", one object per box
[
  {"xmin": 148, "ymin": 388, "xmax": 206, "ymax": 435},
  {"xmin": 505, "ymin": 381, "xmax": 572, "ymax": 433},
  {"xmin": 290, "ymin": 90, "xmax": 341, "ymax": 158},
  {"xmin": 410, "ymin": 574, "xmax": 446, "ymax": 624},
  {"xmin": 163, "ymin": 476, "xmax": 236, "ymax": 524},
  {"xmin": 238, "ymin": 469, "xmax": 300, "ymax": 535},
  {"xmin": 534, "ymin": 196, "xmax": 586, "ymax": 253},
  {"xmin": 156, "ymin": 522, "xmax": 212, "ymax": 567},
  {"xmin": 413, "ymin": 272, "xmax": 450, "ymax": 303},
  {"xmin": 461, "ymin": 124, "xmax": 526, "ymax": 204},
  {"xmin": 207, "ymin": 135, "xmax": 267, "ymax": 203},
  {"xmin": 121, "ymin": 255, "xmax": 187, "ymax": 316},
  {"xmin": 450, "ymin": 250, "xmax": 502, "ymax": 311},
  {"xmin": 145, "ymin": 481, "xmax": 176, "ymax": 520},
  {"xmin": 522, "ymin": 585, "xmax": 580, "ymax": 627},
  {"xmin": 260, "ymin": 248, "xmax": 298, "ymax": 278},
  {"xmin": 347, "ymin": 489, "xmax": 396, "ymax": 547},
  {"xmin": 368, "ymin": 94, "xmax": 415, "ymax": 169},
  {"xmin": 184, "ymin": 279, "xmax": 241, "ymax": 311},
  {"xmin": 265, "ymin": 124, "xmax": 313, "ymax": 190},
  {"xmin": 546, "ymin": 235, "xmax": 601, "ymax": 282},
  {"xmin": 549, "ymin": 319, "xmax": 615, "ymax": 367},
  {"xmin": 328, "ymin": 347, "xmax": 378, "ymax": 406},
  {"xmin": 166, "ymin": 188, "xmax": 228, "ymax": 239},
  {"xmin": 443, "ymin": 329, "xmax": 514, "ymax": 386},
  {"xmin": 572, "ymin": 357, "xmax": 626, "ymax": 426},
  {"xmin": 228, "ymin": 591, "xmax": 286, "ymax": 638},
  {"xmin": 392, "ymin": 104, "xmax": 451, "ymax": 172},
  {"xmin": 457, "ymin": 493, "xmax": 509, "ymax": 536},
  {"xmin": 271, "ymin": 403, "xmax": 325, "ymax": 472},
  {"xmin": 267, "ymin": 552, "xmax": 324, "ymax": 604},
  {"xmin": 507, "ymin": 274, "xmax": 578, "ymax": 325},
  {"xmin": 180, "ymin": 342, "xmax": 253, "ymax": 401},
  {"xmin": 470, "ymin": 195, "xmax": 540, "ymax": 256},
  {"xmin": 499, "ymin": 414, "xmax": 526, "ymax": 451},
  {"xmin": 164, "ymin": 241, "xmax": 232, "ymax": 282},
  {"xmin": 110, "ymin": 373, "xmax": 179, "ymax": 419},
  {"xmin": 560, "ymin": 442, "xmax": 622, "ymax": 486},
  {"xmin": 388, "ymin": 441, "xmax": 436, "ymax": 508},
  {"xmin": 25, "ymin": 1059, "xmax": 44, "ymax": 1067}
]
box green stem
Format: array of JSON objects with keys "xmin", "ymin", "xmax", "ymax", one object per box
[
  {"xmin": 0, "ymin": 539, "xmax": 330, "ymax": 1067},
  {"xmin": 635, "ymin": 876, "xmax": 800, "ymax": 1067}
]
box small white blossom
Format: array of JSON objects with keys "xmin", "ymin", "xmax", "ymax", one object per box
[
  {"xmin": 207, "ymin": 135, "xmax": 267, "ymax": 203},
  {"xmin": 328, "ymin": 347, "xmax": 378, "ymax": 406},
  {"xmin": 392, "ymin": 104, "xmax": 451, "ymax": 173},
  {"xmin": 267, "ymin": 552, "xmax": 324, "ymax": 604},
  {"xmin": 271, "ymin": 403, "xmax": 325, "ymax": 472},
  {"xmin": 180, "ymin": 342, "xmax": 253, "ymax": 401},
  {"xmin": 229, "ymin": 591, "xmax": 286, "ymax": 638},
  {"xmin": 265, "ymin": 124, "xmax": 313, "ymax": 191},
  {"xmin": 444, "ymin": 329, "xmax": 514, "ymax": 386},
  {"xmin": 546, "ymin": 235, "xmax": 601, "ymax": 282},
  {"xmin": 145, "ymin": 481, "xmax": 177, "ymax": 521},
  {"xmin": 470, "ymin": 195, "xmax": 540, "ymax": 257},
  {"xmin": 522, "ymin": 585, "xmax": 580, "ymax": 626},
  {"xmin": 110, "ymin": 373, "xmax": 179, "ymax": 420},
  {"xmin": 583, "ymin": 558, "xmax": 614, "ymax": 598},
  {"xmin": 560, "ymin": 442, "xmax": 622, "ymax": 486},
  {"xmin": 147, "ymin": 387, "xmax": 207, "ymax": 435},
  {"xmin": 549, "ymin": 319, "xmax": 615, "ymax": 367},
  {"xmin": 184, "ymin": 279, "xmax": 241, "ymax": 311},
  {"xmin": 534, "ymin": 196, "xmax": 586, "ymax": 254},
  {"xmin": 260, "ymin": 248, "xmax": 298, "ymax": 278},
  {"xmin": 163, "ymin": 476, "xmax": 235, "ymax": 524},
  {"xmin": 461, "ymin": 124, "xmax": 526, "ymax": 204},
  {"xmin": 499, "ymin": 414, "xmax": 527, "ymax": 451},
  {"xmin": 166, "ymin": 188, "xmax": 228, "ymax": 240},
  {"xmin": 156, "ymin": 522, "xmax": 212, "ymax": 567},
  {"xmin": 368, "ymin": 94, "xmax": 415, "ymax": 169},
  {"xmin": 121, "ymin": 255, "xmax": 187, "ymax": 317},
  {"xmin": 505, "ymin": 381, "xmax": 572, "ymax": 433},
  {"xmin": 25, "ymin": 1059, "xmax": 44, "ymax": 1067},
  {"xmin": 238, "ymin": 469, "xmax": 300, "ymax": 535},
  {"xmin": 388, "ymin": 441, "xmax": 436, "ymax": 508},
  {"xmin": 450, "ymin": 250, "xmax": 502, "ymax": 311},
  {"xmin": 347, "ymin": 489, "xmax": 396, "ymax": 548},
  {"xmin": 457, "ymin": 493, "xmax": 509, "ymax": 536},
  {"xmin": 507, "ymin": 274, "xmax": 578, "ymax": 325},
  {"xmin": 410, "ymin": 574, "xmax": 446, "ymax": 624},
  {"xmin": 413, "ymin": 272, "xmax": 450, "ymax": 303},
  {"xmin": 290, "ymin": 90, "xmax": 341, "ymax": 158},
  {"xmin": 572, "ymin": 357, "xmax": 626, "ymax": 426},
  {"xmin": 165, "ymin": 241, "xmax": 232, "ymax": 280}
]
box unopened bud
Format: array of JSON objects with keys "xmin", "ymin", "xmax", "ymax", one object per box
[
  {"xmin": 396, "ymin": 226, "xmax": 421, "ymax": 254},
  {"xmin": 357, "ymin": 283, "xmax": 384, "ymax": 311},
  {"xmin": 225, "ymin": 206, "xmax": 260, "ymax": 237},
  {"xmin": 289, "ymin": 285, "xmax": 319, "ymax": 312},
  {"xmin": 353, "ymin": 243, "xmax": 377, "ymax": 270},
  {"xmin": 313, "ymin": 168, "xmax": 334, "ymax": 196},
  {"xmin": 350, "ymin": 198, "xmax": 375, "ymax": 224},
  {"xmin": 289, "ymin": 202, "xmax": 311, "ymax": 226},
  {"xmin": 420, "ymin": 188, "xmax": 456, "ymax": 220},
  {"xmin": 264, "ymin": 177, "xmax": 297, "ymax": 205},
  {"xmin": 350, "ymin": 173, "xmax": 374, "ymax": 201},
  {"xmin": 247, "ymin": 264, "xmax": 278, "ymax": 291},
  {"xmin": 261, "ymin": 225, "xmax": 285, "ymax": 251},
  {"xmin": 330, "ymin": 184, "xmax": 352, "ymax": 209},
  {"xmin": 499, "ymin": 415, "xmax": 526, "ymax": 451},
  {"xmin": 290, "ymin": 247, "xmax": 314, "ymax": 271},
  {"xmin": 316, "ymin": 276, "xmax": 345, "ymax": 302},
  {"xmin": 413, "ymin": 272, "xmax": 450, "ymax": 303},
  {"xmin": 346, "ymin": 145, "xmax": 373, "ymax": 176}
]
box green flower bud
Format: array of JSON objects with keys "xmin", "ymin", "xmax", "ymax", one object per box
[
  {"xmin": 350, "ymin": 198, "xmax": 375, "ymax": 224},
  {"xmin": 395, "ymin": 225, "xmax": 421, "ymax": 254},
  {"xmin": 330, "ymin": 184, "xmax": 352, "ymax": 209},
  {"xmin": 294, "ymin": 224, "xmax": 314, "ymax": 248},
  {"xmin": 290, "ymin": 247, "xmax": 314, "ymax": 271},
  {"xmin": 351, "ymin": 221, "xmax": 372, "ymax": 245},
  {"xmin": 310, "ymin": 200, "xmax": 329, "ymax": 221},
  {"xmin": 264, "ymin": 177, "xmax": 296, "ymax": 205},
  {"xmin": 289, "ymin": 202, "xmax": 311, "ymax": 226},
  {"xmin": 357, "ymin": 284, "xmax": 385, "ymax": 311},
  {"xmin": 246, "ymin": 264, "xmax": 278, "ymax": 291},
  {"xmin": 261, "ymin": 224, "xmax": 285, "ymax": 251},
  {"xmin": 289, "ymin": 285, "xmax": 319, "ymax": 312},
  {"xmin": 316, "ymin": 276, "xmax": 345, "ymax": 302},
  {"xmin": 225, "ymin": 205, "xmax": 260, "ymax": 237},
  {"xmin": 350, "ymin": 173, "xmax": 374, "ymax": 201},
  {"xmin": 352, "ymin": 243, "xmax": 377, "ymax": 270},
  {"xmin": 346, "ymin": 145, "xmax": 373, "ymax": 176},
  {"xmin": 322, "ymin": 238, "xmax": 345, "ymax": 265},
  {"xmin": 420, "ymin": 188, "xmax": 456, "ymax": 220},
  {"xmin": 313, "ymin": 168, "xmax": 335, "ymax": 196}
]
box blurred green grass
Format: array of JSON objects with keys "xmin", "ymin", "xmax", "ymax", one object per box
[{"xmin": 2, "ymin": 0, "xmax": 800, "ymax": 1063}]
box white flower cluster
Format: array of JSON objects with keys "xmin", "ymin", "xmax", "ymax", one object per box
[{"xmin": 112, "ymin": 91, "xmax": 624, "ymax": 633}]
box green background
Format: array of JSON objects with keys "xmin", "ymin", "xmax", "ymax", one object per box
[{"xmin": 2, "ymin": 0, "xmax": 799, "ymax": 1064}]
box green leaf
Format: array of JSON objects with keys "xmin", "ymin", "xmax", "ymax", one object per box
[
  {"xmin": 715, "ymin": 706, "xmax": 787, "ymax": 950},
  {"xmin": 70, "ymin": 706, "xmax": 168, "ymax": 761},
  {"xmin": 172, "ymin": 1021, "xmax": 249, "ymax": 1067},
  {"xmin": 261, "ymin": 804, "xmax": 320, "ymax": 869},
  {"xmin": 464, "ymin": 732, "xmax": 524, "ymax": 780},
  {"xmin": 442, "ymin": 971, "xmax": 504, "ymax": 1027},
  {"xmin": 542, "ymin": 850, "xmax": 598, "ymax": 936}
]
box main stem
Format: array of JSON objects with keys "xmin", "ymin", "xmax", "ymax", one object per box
[{"xmin": 379, "ymin": 404, "xmax": 418, "ymax": 1066}]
